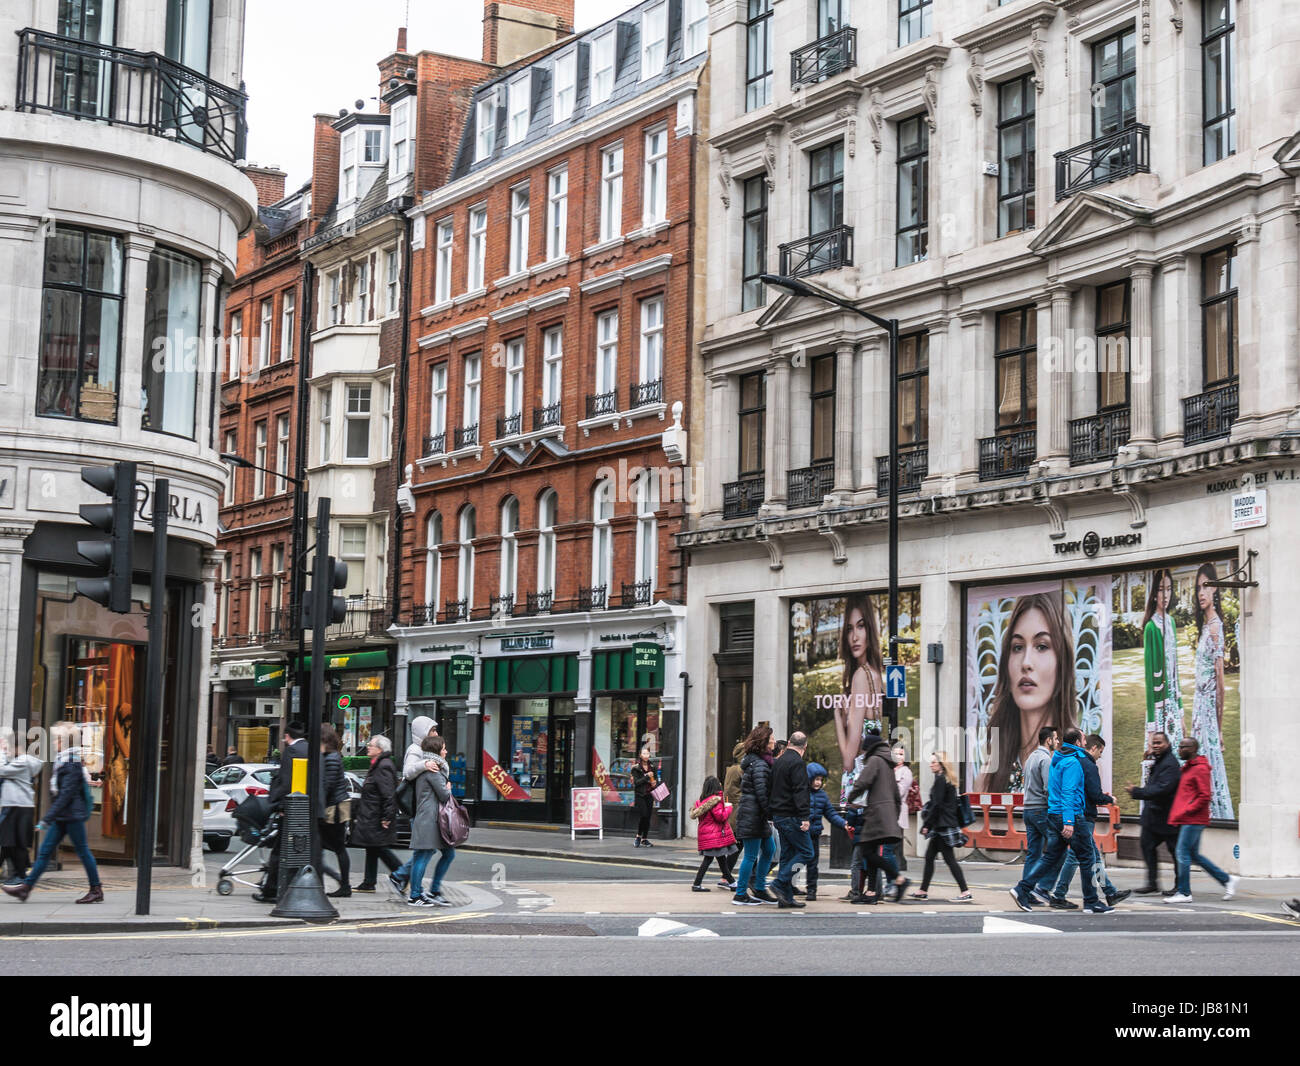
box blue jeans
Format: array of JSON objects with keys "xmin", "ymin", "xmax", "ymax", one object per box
[
  {"xmin": 770, "ymin": 817, "xmax": 814, "ymax": 899},
  {"xmin": 408, "ymin": 849, "xmax": 433, "ymax": 899},
  {"xmin": 429, "ymin": 847, "xmax": 456, "ymax": 893},
  {"xmin": 1051, "ymin": 822, "xmax": 1115, "ymax": 899},
  {"xmin": 1022, "ymin": 807, "xmax": 1051, "ymax": 885},
  {"xmin": 1175, "ymin": 825, "xmax": 1228, "ymax": 897},
  {"xmin": 734, "ymin": 833, "xmax": 775, "ymax": 895},
  {"xmin": 26, "ymin": 819, "xmax": 100, "ymax": 888},
  {"xmin": 1016, "ymin": 814, "xmax": 1099, "ymax": 906}
]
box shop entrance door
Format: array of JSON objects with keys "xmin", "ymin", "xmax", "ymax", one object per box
[
  {"xmin": 716, "ymin": 678, "xmax": 752, "ymax": 782},
  {"xmin": 547, "ymin": 717, "xmax": 574, "ymax": 823}
]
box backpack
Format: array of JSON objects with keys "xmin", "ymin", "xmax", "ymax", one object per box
[
  {"xmin": 438, "ymin": 793, "xmax": 471, "ymax": 846},
  {"xmin": 394, "ymin": 777, "xmax": 415, "ymax": 818}
]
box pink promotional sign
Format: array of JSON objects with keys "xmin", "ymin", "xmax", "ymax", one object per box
[{"xmin": 570, "ymin": 786, "xmax": 604, "ymax": 839}]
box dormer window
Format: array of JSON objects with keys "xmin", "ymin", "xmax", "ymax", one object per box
[
  {"xmin": 507, "ymin": 73, "xmax": 531, "ymax": 146},
  {"xmin": 475, "ymin": 92, "xmax": 497, "ymax": 161},
  {"xmin": 553, "ymin": 51, "xmax": 576, "ymax": 123},
  {"xmin": 590, "ymin": 31, "xmax": 616, "ymax": 105},
  {"xmin": 341, "ymin": 130, "xmax": 357, "ymax": 199},
  {"xmin": 363, "ymin": 128, "xmax": 384, "ymax": 163},
  {"xmin": 641, "ymin": 2, "xmax": 667, "ymax": 79}
]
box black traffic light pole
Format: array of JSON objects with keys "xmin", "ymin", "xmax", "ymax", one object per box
[
  {"xmin": 135, "ymin": 478, "xmax": 168, "ymax": 915},
  {"xmin": 307, "ymin": 496, "xmax": 329, "ymax": 873}
]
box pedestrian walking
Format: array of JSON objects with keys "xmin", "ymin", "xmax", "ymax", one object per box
[
  {"xmin": 2, "ymin": 731, "xmax": 101, "ymax": 904},
  {"xmin": 351, "ymin": 735, "xmax": 403, "ymax": 892},
  {"xmin": 407, "ymin": 735, "xmax": 456, "ymax": 906},
  {"xmin": 730, "ymin": 725, "xmax": 776, "ymax": 906},
  {"xmin": 1020, "ymin": 726, "xmax": 1059, "ymax": 888},
  {"xmin": 319, "ymin": 723, "xmax": 352, "ymax": 898},
  {"xmin": 689, "ymin": 776, "xmax": 738, "ymax": 892},
  {"xmin": 1040, "ymin": 734, "xmax": 1128, "ymax": 908},
  {"xmin": 910, "ymin": 752, "xmax": 972, "ymax": 902},
  {"xmin": 805, "ymin": 762, "xmax": 845, "ymax": 903},
  {"xmin": 892, "ymin": 744, "xmax": 914, "ymax": 872},
  {"xmin": 0, "ymin": 736, "xmax": 42, "ymax": 883},
  {"xmin": 222, "ymin": 746, "xmax": 242, "ymax": 766},
  {"xmin": 1125, "ymin": 730, "xmax": 1181, "ymax": 894},
  {"xmin": 845, "ymin": 734, "xmax": 909, "ymax": 904},
  {"xmin": 630, "ymin": 748, "xmax": 659, "ymax": 848},
  {"xmin": 768, "ymin": 731, "xmax": 813, "ymax": 909},
  {"xmin": 1165, "ymin": 736, "xmax": 1237, "ymax": 903},
  {"xmin": 388, "ymin": 715, "xmax": 445, "ymax": 896},
  {"xmin": 256, "ymin": 721, "xmax": 308, "ymax": 903},
  {"xmin": 723, "ymin": 740, "xmax": 745, "ymax": 836}
]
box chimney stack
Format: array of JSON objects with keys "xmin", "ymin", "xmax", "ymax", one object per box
[
  {"xmin": 242, "ymin": 165, "xmax": 288, "ymax": 207},
  {"xmin": 309, "ymin": 114, "xmax": 342, "ymax": 222},
  {"xmin": 482, "ymin": 1, "xmax": 574, "ymax": 67}
]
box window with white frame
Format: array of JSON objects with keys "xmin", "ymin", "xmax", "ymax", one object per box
[
  {"xmin": 638, "ymin": 296, "xmax": 663, "ymax": 387},
  {"xmin": 463, "ymin": 353, "xmax": 481, "ymax": 432},
  {"xmin": 435, "ymin": 220, "xmax": 453, "ymax": 303},
  {"xmin": 258, "ymin": 298, "xmax": 272, "ymax": 368},
  {"xmin": 253, "ymin": 420, "xmax": 267, "ymax": 498},
  {"xmin": 340, "ymin": 524, "xmax": 366, "ymax": 598},
  {"xmin": 271, "ymin": 544, "xmax": 284, "ymax": 621},
  {"xmin": 219, "ymin": 556, "xmax": 231, "ymax": 639},
  {"xmin": 279, "ymin": 290, "xmax": 295, "ymax": 361},
  {"xmin": 547, "ymin": 168, "xmax": 568, "ymax": 260},
  {"xmin": 363, "ymin": 127, "xmax": 384, "ymax": 163},
  {"xmin": 543, "ymin": 327, "xmax": 563, "ymax": 406},
  {"xmin": 643, "ymin": 126, "xmax": 668, "ymax": 226},
  {"xmin": 590, "ymin": 31, "xmax": 615, "ymax": 104},
  {"xmin": 537, "ymin": 489, "xmax": 557, "ymax": 594},
  {"xmin": 504, "ymin": 338, "xmax": 524, "ymax": 422},
  {"xmin": 509, "ymin": 185, "xmax": 530, "ymax": 275},
  {"xmin": 424, "ymin": 511, "xmax": 441, "ymax": 611},
  {"xmin": 499, "ymin": 496, "xmax": 519, "ymax": 602},
  {"xmin": 380, "ymin": 380, "xmax": 391, "ymax": 461},
  {"xmin": 746, "ymin": 0, "xmax": 773, "ymax": 111},
  {"xmin": 596, "ymin": 310, "xmax": 618, "ymax": 396},
  {"xmin": 600, "ymin": 144, "xmax": 623, "ymax": 242},
  {"xmin": 327, "ymin": 270, "xmax": 342, "ymax": 326},
  {"xmin": 385, "ymin": 248, "xmax": 400, "ymax": 314},
  {"xmin": 458, "ymin": 506, "xmax": 476, "ymax": 609},
  {"xmin": 898, "ymin": 0, "xmax": 931, "ymax": 47},
  {"xmin": 222, "ymin": 429, "xmax": 236, "ymax": 504},
  {"xmin": 507, "ymin": 73, "xmax": 531, "ymax": 145},
  {"xmin": 553, "ymin": 51, "xmax": 576, "ymax": 122},
  {"xmin": 467, "ymin": 206, "xmax": 487, "ymax": 291},
  {"xmin": 228, "ymin": 310, "xmax": 242, "ymax": 378},
  {"xmin": 431, "ymin": 363, "xmax": 447, "ymax": 439},
  {"xmin": 641, "ymin": 3, "xmax": 667, "ymax": 78},
  {"xmin": 249, "ymin": 548, "xmax": 263, "ymax": 636},
  {"xmin": 475, "ymin": 93, "xmax": 497, "ymax": 161},
  {"xmin": 345, "ymin": 384, "xmax": 371, "ymax": 459},
  {"xmin": 341, "ymin": 130, "xmax": 357, "ymax": 199},
  {"xmin": 591, "ymin": 479, "xmax": 613, "ymax": 590},
  {"xmin": 319, "ymin": 388, "xmax": 332, "ymax": 462},
  {"xmin": 390, "ymin": 98, "xmax": 412, "ymax": 178},
  {"xmin": 275, "ymin": 413, "xmax": 290, "ymax": 494},
  {"xmin": 354, "ymin": 259, "xmax": 370, "ymax": 322},
  {"xmin": 684, "ymin": 0, "xmax": 708, "ymax": 56},
  {"xmin": 634, "ymin": 469, "xmax": 659, "ymax": 588}
]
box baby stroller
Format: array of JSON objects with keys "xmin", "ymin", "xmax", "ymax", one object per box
[{"xmin": 215, "ymin": 795, "xmax": 344, "ymax": 897}]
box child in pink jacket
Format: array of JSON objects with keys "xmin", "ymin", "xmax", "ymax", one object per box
[{"xmin": 689, "ymin": 776, "xmax": 739, "ymax": 892}]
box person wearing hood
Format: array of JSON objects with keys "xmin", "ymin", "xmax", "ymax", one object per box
[
  {"xmin": 1165, "ymin": 736, "xmax": 1237, "ymax": 903},
  {"xmin": 386, "ymin": 715, "xmax": 448, "ymax": 895},
  {"xmin": 806, "ymin": 761, "xmax": 845, "ymax": 902},
  {"xmin": 1010, "ymin": 727, "xmax": 1111, "ymax": 913},
  {"xmin": 845, "ymin": 734, "xmax": 908, "ymax": 904},
  {"xmin": 0, "ymin": 737, "xmax": 43, "ymax": 883},
  {"xmin": 723, "ymin": 740, "xmax": 746, "ymax": 835},
  {"xmin": 689, "ymin": 776, "xmax": 738, "ymax": 892}
]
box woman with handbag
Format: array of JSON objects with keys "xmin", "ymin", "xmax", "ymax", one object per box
[
  {"xmin": 845, "ymin": 734, "xmax": 909, "ymax": 904},
  {"xmin": 408, "ymin": 734, "xmax": 456, "ymax": 906},
  {"xmin": 630, "ymin": 748, "xmax": 659, "ymax": 848},
  {"xmin": 319, "ymin": 724, "xmax": 352, "ymax": 898},
  {"xmin": 351, "ymin": 736, "xmax": 402, "ymax": 892},
  {"xmin": 910, "ymin": 751, "xmax": 972, "ymax": 901}
]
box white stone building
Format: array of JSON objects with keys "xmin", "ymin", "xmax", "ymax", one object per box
[
  {"xmin": 0, "ymin": 0, "xmax": 256, "ymax": 865},
  {"xmin": 683, "ymin": 0, "xmax": 1300, "ymax": 875}
]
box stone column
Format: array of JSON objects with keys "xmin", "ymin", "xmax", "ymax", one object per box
[
  {"xmin": 199, "ymin": 262, "xmax": 224, "ymax": 446},
  {"xmin": 705, "ymin": 375, "xmax": 730, "ymax": 519},
  {"xmin": 574, "ymin": 649, "xmax": 593, "ymax": 786},
  {"xmin": 1157, "ymin": 253, "xmax": 1190, "ymax": 446},
  {"xmin": 0, "ymin": 522, "xmax": 35, "ymax": 734},
  {"xmin": 763, "ymin": 357, "xmax": 790, "ymax": 507},
  {"xmin": 860, "ymin": 337, "xmax": 884, "ymax": 492},
  {"xmin": 1231, "ymin": 216, "xmax": 1263, "ymax": 438},
  {"xmin": 191, "ymin": 548, "xmax": 222, "ymax": 871},
  {"xmin": 1127, "ymin": 262, "xmax": 1157, "ymax": 453},
  {"xmin": 957, "ymin": 310, "xmax": 985, "ymax": 481},
  {"xmin": 833, "ymin": 343, "xmax": 855, "ymax": 496},
  {"xmin": 1043, "ymin": 284, "xmax": 1074, "ymax": 462},
  {"xmin": 121, "ymin": 235, "xmax": 156, "ymax": 434}
]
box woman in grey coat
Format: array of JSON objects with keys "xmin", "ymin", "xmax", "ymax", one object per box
[
  {"xmin": 0, "ymin": 739, "xmax": 42, "ymax": 882},
  {"xmin": 407, "ymin": 734, "xmax": 455, "ymax": 907}
]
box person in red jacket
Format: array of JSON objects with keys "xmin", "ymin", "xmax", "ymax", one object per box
[
  {"xmin": 689, "ymin": 776, "xmax": 739, "ymax": 892},
  {"xmin": 1165, "ymin": 737, "xmax": 1238, "ymax": 903}
]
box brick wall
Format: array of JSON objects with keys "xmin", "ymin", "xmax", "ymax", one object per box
[
  {"xmin": 482, "ymin": 1, "xmax": 575, "ymax": 66},
  {"xmin": 310, "ymin": 114, "xmax": 341, "ymax": 223}
]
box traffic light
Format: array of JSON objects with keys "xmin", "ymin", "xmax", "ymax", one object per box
[
  {"xmin": 76, "ymin": 462, "xmax": 137, "ymax": 613},
  {"xmin": 302, "ymin": 556, "xmax": 348, "ymax": 630}
]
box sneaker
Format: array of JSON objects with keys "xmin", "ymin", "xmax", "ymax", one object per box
[
  {"xmin": 1, "ymin": 882, "xmax": 31, "ymax": 902},
  {"xmin": 641, "ymin": 839, "xmax": 654, "ymax": 847},
  {"xmin": 1009, "ymin": 888, "xmax": 1034, "ymax": 913},
  {"xmin": 716, "ymin": 880, "xmax": 738, "ymax": 890},
  {"xmin": 731, "ymin": 894, "xmax": 762, "ymax": 906},
  {"xmin": 326, "ymin": 887, "xmax": 352, "ymax": 898},
  {"xmin": 750, "ymin": 888, "xmax": 778, "ymax": 904},
  {"xmin": 1084, "ymin": 902, "xmax": 1115, "ymax": 914},
  {"xmin": 1222, "ymin": 875, "xmax": 1239, "ymax": 901},
  {"xmin": 1049, "ymin": 897, "xmax": 1080, "ymax": 911},
  {"xmin": 909, "ymin": 890, "xmax": 929, "ymax": 900},
  {"xmin": 633, "ymin": 838, "xmax": 643, "ymax": 848},
  {"xmin": 388, "ymin": 873, "xmax": 409, "ymax": 897},
  {"xmin": 1028, "ymin": 888, "xmax": 1053, "ymax": 906},
  {"xmin": 777, "ymin": 896, "xmax": 807, "ymax": 909},
  {"xmin": 353, "ymin": 883, "xmax": 377, "ymax": 893},
  {"xmin": 407, "ymin": 895, "xmax": 435, "ymax": 906},
  {"xmin": 953, "ymin": 892, "xmax": 974, "ymax": 903},
  {"xmin": 428, "ymin": 894, "xmax": 454, "ymax": 908},
  {"xmin": 691, "ymin": 885, "xmax": 710, "ymax": 892},
  {"xmin": 805, "ymin": 891, "xmax": 817, "ymax": 902},
  {"xmin": 1106, "ymin": 889, "xmax": 1132, "ymax": 906},
  {"xmin": 1164, "ymin": 893, "xmax": 1194, "ymax": 903},
  {"xmin": 1280, "ymin": 899, "xmax": 1300, "ymax": 918},
  {"xmin": 1161, "ymin": 888, "xmax": 1179, "ymax": 897},
  {"xmin": 890, "ymin": 878, "xmax": 911, "ymax": 902}
]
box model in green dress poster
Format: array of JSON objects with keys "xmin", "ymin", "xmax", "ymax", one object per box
[{"xmin": 1142, "ymin": 568, "xmax": 1185, "ymax": 771}]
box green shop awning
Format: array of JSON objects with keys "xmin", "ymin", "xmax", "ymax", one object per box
[
  {"xmin": 293, "ymin": 650, "xmax": 390, "ymax": 672},
  {"xmin": 481, "ymin": 654, "xmax": 578, "ymax": 696},
  {"xmin": 593, "ymin": 647, "xmax": 665, "ymax": 692},
  {"xmin": 408, "ymin": 659, "xmax": 471, "ymax": 699}
]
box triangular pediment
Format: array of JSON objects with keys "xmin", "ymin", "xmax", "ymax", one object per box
[
  {"xmin": 1275, "ymin": 131, "xmax": 1300, "ymax": 175},
  {"xmin": 1028, "ymin": 192, "xmax": 1153, "ymax": 254}
]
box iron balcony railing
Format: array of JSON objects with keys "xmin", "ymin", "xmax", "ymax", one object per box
[
  {"xmin": 790, "ymin": 26, "xmax": 857, "ymax": 86},
  {"xmin": 454, "ymin": 423, "xmax": 479, "ymax": 449},
  {"xmin": 577, "ymin": 585, "xmax": 607, "ymax": 611},
  {"xmin": 787, "ymin": 461, "xmax": 834, "ymax": 508},
  {"xmin": 409, "ymin": 603, "xmax": 438, "ymax": 626},
  {"xmin": 621, "ymin": 580, "xmax": 652, "ymax": 608},
  {"xmin": 16, "ymin": 28, "xmax": 248, "ymax": 164},
  {"xmin": 978, "ymin": 429, "xmax": 1037, "ymax": 481},
  {"xmin": 722, "ymin": 474, "xmax": 765, "ymax": 519},
  {"xmin": 585, "ymin": 389, "xmax": 617, "ymax": 419},
  {"xmin": 423, "ymin": 432, "xmax": 445, "ymax": 457},
  {"xmin": 496, "ymin": 412, "xmax": 522, "ymax": 439},
  {"xmin": 1069, "ymin": 407, "xmax": 1131, "ymax": 465},
  {"xmin": 779, "ymin": 225, "xmax": 853, "ymax": 278},
  {"xmin": 629, "ymin": 378, "xmax": 663, "ymax": 408},
  {"xmin": 323, "ymin": 597, "xmax": 389, "ymax": 641},
  {"xmin": 1183, "ymin": 381, "xmax": 1238, "ymax": 445},
  {"xmin": 489, "ymin": 593, "xmax": 515, "ymax": 618},
  {"xmin": 525, "ymin": 589, "xmax": 553, "ymax": 615},
  {"xmin": 876, "ymin": 447, "xmax": 929, "ymax": 495},
  {"xmin": 443, "ymin": 598, "xmax": 468, "ymax": 623},
  {"xmin": 1054, "ymin": 124, "xmax": 1150, "ymax": 201},
  {"xmin": 533, "ymin": 402, "xmax": 561, "ymax": 430}
]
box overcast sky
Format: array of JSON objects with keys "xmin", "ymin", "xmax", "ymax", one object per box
[{"xmin": 244, "ymin": 1, "xmax": 634, "ymax": 191}]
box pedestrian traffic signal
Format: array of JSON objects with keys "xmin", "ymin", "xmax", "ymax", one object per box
[
  {"xmin": 76, "ymin": 462, "xmax": 137, "ymax": 613},
  {"xmin": 302, "ymin": 556, "xmax": 348, "ymax": 630}
]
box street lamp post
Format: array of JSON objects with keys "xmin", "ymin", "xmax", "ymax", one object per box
[{"xmin": 759, "ymin": 274, "xmax": 902, "ymax": 735}]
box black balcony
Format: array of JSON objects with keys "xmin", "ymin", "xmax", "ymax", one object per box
[
  {"xmin": 621, "ymin": 580, "xmax": 652, "ymax": 608},
  {"xmin": 1183, "ymin": 381, "xmax": 1238, "ymax": 446},
  {"xmin": 525, "ymin": 589, "xmax": 553, "ymax": 615},
  {"xmin": 496, "ymin": 412, "xmax": 522, "ymax": 439},
  {"xmin": 443, "ymin": 598, "xmax": 468, "ymax": 623},
  {"xmin": 978, "ymin": 429, "xmax": 1037, "ymax": 481},
  {"xmin": 577, "ymin": 585, "xmax": 607, "ymax": 611},
  {"xmin": 779, "ymin": 226, "xmax": 853, "ymax": 278},
  {"xmin": 324, "ymin": 597, "xmax": 390, "ymax": 641},
  {"xmin": 1054, "ymin": 124, "xmax": 1150, "ymax": 201},
  {"xmin": 16, "ymin": 29, "xmax": 247, "ymax": 164},
  {"xmin": 875, "ymin": 447, "xmax": 929, "ymax": 495},
  {"xmin": 723, "ymin": 474, "xmax": 765, "ymax": 519},
  {"xmin": 1069, "ymin": 408, "xmax": 1130, "ymax": 465},
  {"xmin": 585, "ymin": 389, "xmax": 617, "ymax": 419},
  {"xmin": 423, "ymin": 432, "xmax": 445, "ymax": 457},
  {"xmin": 489, "ymin": 593, "xmax": 515, "ymax": 619},
  {"xmin": 454, "ymin": 423, "xmax": 478, "ymax": 449},
  {"xmin": 409, "ymin": 603, "xmax": 438, "ymax": 626},
  {"xmin": 787, "ymin": 461, "xmax": 834, "ymax": 508},
  {"xmin": 629, "ymin": 378, "xmax": 663, "ymax": 408},
  {"xmin": 790, "ymin": 26, "xmax": 857, "ymax": 86},
  {"xmin": 533, "ymin": 402, "xmax": 561, "ymax": 430}
]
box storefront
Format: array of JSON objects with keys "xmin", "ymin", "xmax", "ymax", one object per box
[
  {"xmin": 292, "ymin": 649, "xmax": 393, "ymax": 757},
  {"xmin": 211, "ymin": 659, "xmax": 284, "ymax": 763}
]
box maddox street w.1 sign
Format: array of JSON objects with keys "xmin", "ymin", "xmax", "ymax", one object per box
[{"xmin": 1231, "ymin": 489, "xmax": 1267, "ymax": 530}]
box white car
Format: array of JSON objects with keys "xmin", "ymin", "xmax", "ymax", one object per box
[
  {"xmin": 202, "ymin": 775, "xmax": 237, "ymax": 852},
  {"xmin": 206, "ymin": 763, "xmax": 277, "ymax": 804}
]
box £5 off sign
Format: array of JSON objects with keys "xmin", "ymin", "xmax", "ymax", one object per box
[
  {"xmin": 571, "ymin": 786, "xmax": 603, "ymax": 831},
  {"xmin": 482, "ymin": 750, "xmax": 530, "ymax": 800}
]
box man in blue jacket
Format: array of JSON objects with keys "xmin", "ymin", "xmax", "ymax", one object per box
[
  {"xmin": 1009, "ymin": 727, "xmax": 1113, "ymax": 914},
  {"xmin": 1041, "ymin": 734, "xmax": 1129, "ymax": 908}
]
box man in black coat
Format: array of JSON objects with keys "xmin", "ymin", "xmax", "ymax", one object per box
[
  {"xmin": 1125, "ymin": 731, "xmax": 1181, "ymax": 894},
  {"xmin": 767, "ymin": 731, "xmax": 813, "ymax": 909},
  {"xmin": 257, "ymin": 721, "xmax": 308, "ymax": 903}
]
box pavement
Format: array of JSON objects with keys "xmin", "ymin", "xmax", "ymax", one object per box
[{"xmin": 0, "ymin": 824, "xmax": 1296, "ymax": 934}]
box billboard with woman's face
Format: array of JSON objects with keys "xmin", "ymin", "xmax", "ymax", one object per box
[{"xmin": 965, "ymin": 556, "xmax": 1241, "ymax": 821}]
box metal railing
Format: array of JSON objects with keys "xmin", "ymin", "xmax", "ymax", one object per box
[
  {"xmin": 423, "ymin": 432, "xmax": 445, "ymax": 457},
  {"xmin": 577, "ymin": 585, "xmax": 607, "ymax": 611},
  {"xmin": 790, "ymin": 26, "xmax": 857, "ymax": 86},
  {"xmin": 533, "ymin": 402, "xmax": 561, "ymax": 430},
  {"xmin": 489, "ymin": 593, "xmax": 515, "ymax": 618},
  {"xmin": 629, "ymin": 378, "xmax": 663, "ymax": 408},
  {"xmin": 525, "ymin": 589, "xmax": 553, "ymax": 615},
  {"xmin": 496, "ymin": 412, "xmax": 521, "ymax": 439},
  {"xmin": 876, "ymin": 447, "xmax": 929, "ymax": 495},
  {"xmin": 1054, "ymin": 124, "xmax": 1150, "ymax": 201},
  {"xmin": 454, "ymin": 423, "xmax": 479, "ymax": 449},
  {"xmin": 16, "ymin": 28, "xmax": 248, "ymax": 164},
  {"xmin": 323, "ymin": 597, "xmax": 389, "ymax": 641},
  {"xmin": 978, "ymin": 429, "xmax": 1036, "ymax": 481},
  {"xmin": 585, "ymin": 389, "xmax": 618, "ymax": 419},
  {"xmin": 443, "ymin": 598, "xmax": 468, "ymax": 623},
  {"xmin": 722, "ymin": 474, "xmax": 765, "ymax": 519},
  {"xmin": 621, "ymin": 580, "xmax": 652, "ymax": 608},
  {"xmin": 1069, "ymin": 407, "xmax": 1130, "ymax": 465},
  {"xmin": 409, "ymin": 603, "xmax": 438, "ymax": 626},
  {"xmin": 787, "ymin": 461, "xmax": 834, "ymax": 508},
  {"xmin": 779, "ymin": 225, "xmax": 853, "ymax": 278},
  {"xmin": 1183, "ymin": 381, "xmax": 1238, "ymax": 445}
]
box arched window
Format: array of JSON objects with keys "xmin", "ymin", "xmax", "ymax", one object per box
[
  {"xmin": 537, "ymin": 489, "xmax": 557, "ymax": 594},
  {"xmin": 499, "ymin": 496, "xmax": 519, "ymax": 604},
  {"xmin": 457, "ymin": 505, "xmax": 476, "ymax": 613},
  {"xmin": 423, "ymin": 511, "xmax": 441, "ymax": 620},
  {"xmin": 591, "ymin": 479, "xmax": 613, "ymax": 590},
  {"xmin": 634, "ymin": 469, "xmax": 658, "ymax": 591}
]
